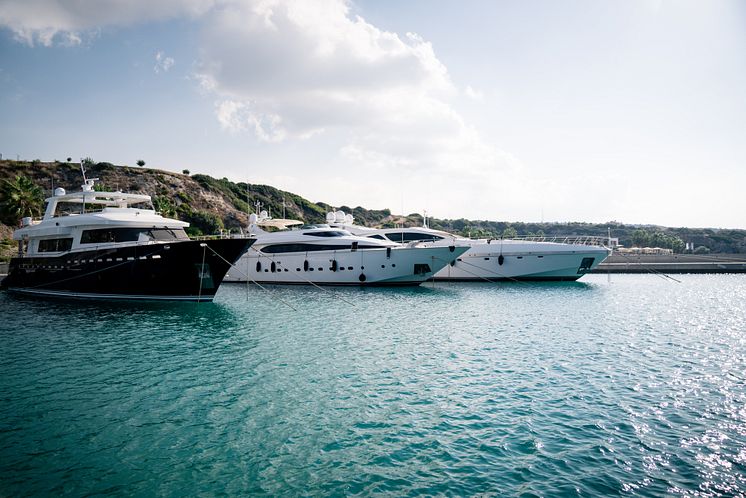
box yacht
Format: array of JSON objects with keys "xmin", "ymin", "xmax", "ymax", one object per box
[
  {"xmin": 1, "ymin": 176, "xmax": 254, "ymax": 301},
  {"xmin": 326, "ymin": 211, "xmax": 610, "ymax": 281},
  {"xmin": 223, "ymin": 211, "xmax": 469, "ymax": 285}
]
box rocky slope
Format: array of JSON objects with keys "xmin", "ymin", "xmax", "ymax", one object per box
[{"xmin": 1, "ymin": 159, "xmax": 745, "ymax": 261}]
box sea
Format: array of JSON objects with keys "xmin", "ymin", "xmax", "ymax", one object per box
[{"xmin": 1, "ymin": 274, "xmax": 745, "ymax": 496}]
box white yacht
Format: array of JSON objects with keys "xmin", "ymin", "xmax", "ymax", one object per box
[
  {"xmin": 223, "ymin": 211, "xmax": 469, "ymax": 285},
  {"xmin": 326, "ymin": 211, "xmax": 611, "ymax": 282},
  {"xmin": 1, "ymin": 175, "xmax": 254, "ymax": 301}
]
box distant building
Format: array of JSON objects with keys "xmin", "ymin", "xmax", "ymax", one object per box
[{"xmin": 617, "ymin": 247, "xmax": 673, "ymax": 255}]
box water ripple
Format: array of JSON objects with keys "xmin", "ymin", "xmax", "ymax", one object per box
[{"xmin": 1, "ymin": 274, "xmax": 745, "ymax": 495}]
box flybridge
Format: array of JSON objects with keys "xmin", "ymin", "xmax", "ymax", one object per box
[{"xmin": 41, "ymin": 179, "xmax": 154, "ymax": 221}]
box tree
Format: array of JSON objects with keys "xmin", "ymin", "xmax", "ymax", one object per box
[
  {"xmin": 152, "ymin": 196, "xmax": 176, "ymax": 218},
  {"xmin": 631, "ymin": 229, "xmax": 651, "ymax": 247},
  {"xmin": 182, "ymin": 169, "xmax": 190, "ymax": 175},
  {"xmin": 82, "ymin": 157, "xmax": 95, "ymax": 167},
  {"xmin": 137, "ymin": 159, "xmax": 146, "ymax": 167},
  {"xmin": 0, "ymin": 176, "xmax": 44, "ymax": 224},
  {"xmin": 502, "ymin": 226, "xmax": 518, "ymax": 238},
  {"xmin": 66, "ymin": 157, "xmax": 72, "ymax": 162}
]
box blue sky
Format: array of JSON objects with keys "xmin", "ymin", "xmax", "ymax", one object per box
[{"xmin": 1, "ymin": 0, "xmax": 744, "ymax": 228}]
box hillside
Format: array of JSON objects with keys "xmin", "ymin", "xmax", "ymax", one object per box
[{"xmin": 1, "ymin": 159, "xmax": 745, "ymax": 261}]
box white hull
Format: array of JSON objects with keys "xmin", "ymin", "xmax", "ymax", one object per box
[
  {"xmin": 224, "ymin": 246, "xmax": 466, "ymax": 285},
  {"xmin": 433, "ymin": 240, "xmax": 610, "ymax": 281}
]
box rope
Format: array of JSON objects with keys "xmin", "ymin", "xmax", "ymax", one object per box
[
  {"xmin": 201, "ymin": 243, "xmax": 298, "ymax": 311},
  {"xmin": 248, "ymin": 247, "xmax": 357, "ymax": 307},
  {"xmin": 197, "ymin": 244, "xmax": 206, "ymax": 302},
  {"xmin": 611, "ymin": 251, "xmax": 682, "ymax": 283},
  {"xmin": 431, "ymin": 255, "xmax": 530, "ymax": 285}
]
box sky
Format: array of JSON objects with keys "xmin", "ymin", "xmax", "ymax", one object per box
[{"xmin": 0, "ymin": 0, "xmax": 744, "ymax": 229}]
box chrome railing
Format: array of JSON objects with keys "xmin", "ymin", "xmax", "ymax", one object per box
[{"xmin": 497, "ymin": 235, "xmax": 610, "ymax": 247}]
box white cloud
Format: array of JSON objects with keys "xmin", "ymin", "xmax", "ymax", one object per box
[
  {"xmin": 0, "ymin": 0, "xmax": 215, "ymax": 46},
  {"xmin": 154, "ymin": 51, "xmax": 175, "ymax": 73},
  {"xmin": 1, "ymin": 0, "xmax": 522, "ymax": 218},
  {"xmin": 465, "ymin": 85, "xmax": 484, "ymax": 100},
  {"xmin": 194, "ymin": 0, "xmax": 516, "ymax": 204},
  {"xmin": 215, "ymin": 99, "xmax": 287, "ymax": 142}
]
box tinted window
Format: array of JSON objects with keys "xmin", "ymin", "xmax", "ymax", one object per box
[
  {"xmin": 385, "ymin": 232, "xmax": 444, "ymax": 242},
  {"xmin": 303, "ymin": 230, "xmax": 352, "ymax": 237},
  {"xmin": 81, "ymin": 228, "xmax": 188, "ymax": 244},
  {"xmin": 414, "ymin": 263, "xmax": 432, "ymax": 275},
  {"xmin": 262, "ymin": 243, "xmax": 382, "ymax": 254},
  {"xmin": 38, "ymin": 238, "xmax": 73, "ymax": 252}
]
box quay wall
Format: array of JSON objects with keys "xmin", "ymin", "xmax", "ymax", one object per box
[{"xmin": 593, "ymin": 253, "xmax": 746, "ymax": 274}]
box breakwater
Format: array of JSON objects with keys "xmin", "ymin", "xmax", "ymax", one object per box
[{"xmin": 593, "ymin": 253, "xmax": 746, "ymax": 274}]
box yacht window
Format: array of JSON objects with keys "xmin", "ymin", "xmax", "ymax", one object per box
[
  {"xmin": 81, "ymin": 228, "xmax": 188, "ymax": 244},
  {"xmin": 414, "ymin": 263, "xmax": 432, "ymax": 275},
  {"xmin": 303, "ymin": 230, "xmax": 352, "ymax": 237},
  {"xmin": 385, "ymin": 232, "xmax": 444, "ymax": 243},
  {"xmin": 262, "ymin": 243, "xmax": 382, "ymax": 254},
  {"xmin": 368, "ymin": 234, "xmax": 386, "ymax": 240},
  {"xmin": 38, "ymin": 238, "xmax": 73, "ymax": 252}
]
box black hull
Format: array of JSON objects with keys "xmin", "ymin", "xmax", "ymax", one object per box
[{"xmin": 1, "ymin": 239, "xmax": 253, "ymax": 302}]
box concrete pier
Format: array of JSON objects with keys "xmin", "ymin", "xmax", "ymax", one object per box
[{"xmin": 593, "ymin": 253, "xmax": 746, "ymax": 274}]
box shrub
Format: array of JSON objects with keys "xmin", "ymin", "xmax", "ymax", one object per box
[{"xmin": 136, "ymin": 159, "xmax": 146, "ymax": 167}]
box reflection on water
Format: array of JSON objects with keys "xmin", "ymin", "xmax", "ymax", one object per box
[{"xmin": 1, "ymin": 274, "xmax": 745, "ymax": 495}]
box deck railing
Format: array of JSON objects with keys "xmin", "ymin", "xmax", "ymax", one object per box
[{"xmin": 497, "ymin": 235, "xmax": 610, "ymax": 247}]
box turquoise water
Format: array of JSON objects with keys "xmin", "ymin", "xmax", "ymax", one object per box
[{"xmin": 1, "ymin": 274, "xmax": 745, "ymax": 496}]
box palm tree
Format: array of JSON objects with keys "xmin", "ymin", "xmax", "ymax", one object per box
[{"xmin": 0, "ymin": 176, "xmax": 45, "ymax": 225}]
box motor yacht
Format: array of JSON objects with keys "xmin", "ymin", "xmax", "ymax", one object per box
[
  {"xmin": 1, "ymin": 176, "xmax": 254, "ymax": 301},
  {"xmin": 326, "ymin": 211, "xmax": 610, "ymax": 281},
  {"xmin": 223, "ymin": 211, "xmax": 469, "ymax": 285}
]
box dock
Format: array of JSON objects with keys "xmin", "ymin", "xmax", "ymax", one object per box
[{"xmin": 593, "ymin": 253, "xmax": 746, "ymax": 274}]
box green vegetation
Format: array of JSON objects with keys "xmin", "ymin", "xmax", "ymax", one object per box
[
  {"xmin": 630, "ymin": 228, "xmax": 685, "ymax": 252},
  {"xmin": 0, "ymin": 175, "xmax": 44, "ymax": 225},
  {"xmin": 0, "ymin": 159, "xmax": 744, "ymax": 254},
  {"xmin": 136, "ymin": 160, "xmax": 146, "ymax": 167},
  {"xmin": 184, "ymin": 210, "xmax": 224, "ymax": 236}
]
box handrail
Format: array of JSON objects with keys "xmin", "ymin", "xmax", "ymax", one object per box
[{"xmin": 495, "ymin": 235, "xmax": 610, "ymax": 248}]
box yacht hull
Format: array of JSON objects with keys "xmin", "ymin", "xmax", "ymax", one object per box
[
  {"xmin": 433, "ymin": 245, "xmax": 610, "ymax": 281},
  {"xmin": 224, "ymin": 245, "xmax": 467, "ymax": 286},
  {"xmin": 1, "ymin": 239, "xmax": 253, "ymax": 301}
]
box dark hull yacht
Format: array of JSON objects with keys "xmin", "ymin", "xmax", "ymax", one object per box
[{"xmin": 1, "ymin": 174, "xmax": 254, "ymax": 302}]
